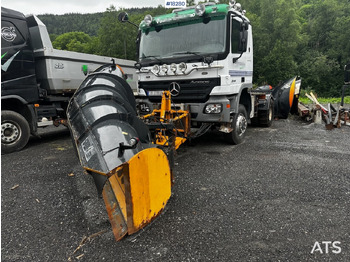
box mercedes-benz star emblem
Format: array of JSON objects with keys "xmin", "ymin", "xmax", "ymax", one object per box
[{"xmin": 169, "ymin": 82, "xmax": 181, "ymax": 97}]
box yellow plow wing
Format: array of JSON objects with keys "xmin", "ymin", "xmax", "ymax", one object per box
[{"xmin": 102, "ymin": 148, "xmax": 171, "ymax": 241}]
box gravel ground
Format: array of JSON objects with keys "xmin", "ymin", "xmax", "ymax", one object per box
[{"xmin": 1, "ymin": 118, "xmax": 350, "ymax": 261}]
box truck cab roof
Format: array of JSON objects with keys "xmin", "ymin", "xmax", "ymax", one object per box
[{"xmin": 1, "ymin": 6, "xmax": 26, "ymax": 20}]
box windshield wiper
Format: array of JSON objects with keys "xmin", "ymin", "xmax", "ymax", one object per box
[
  {"xmin": 172, "ymin": 51, "xmax": 203, "ymax": 57},
  {"xmin": 141, "ymin": 55, "xmax": 163, "ymax": 63},
  {"xmin": 171, "ymin": 51, "xmax": 206, "ymax": 61}
]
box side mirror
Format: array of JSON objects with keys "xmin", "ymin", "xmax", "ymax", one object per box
[
  {"xmin": 118, "ymin": 12, "xmax": 139, "ymax": 29},
  {"xmin": 118, "ymin": 12, "xmax": 129, "ymax": 23}
]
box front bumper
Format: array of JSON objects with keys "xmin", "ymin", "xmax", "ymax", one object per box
[{"xmin": 138, "ymin": 96, "xmax": 232, "ymax": 123}]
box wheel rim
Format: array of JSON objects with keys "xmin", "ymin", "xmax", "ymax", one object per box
[
  {"xmin": 236, "ymin": 114, "xmax": 247, "ymax": 137},
  {"xmin": 1, "ymin": 121, "xmax": 21, "ymax": 144},
  {"xmin": 268, "ymin": 106, "xmax": 273, "ymax": 121}
]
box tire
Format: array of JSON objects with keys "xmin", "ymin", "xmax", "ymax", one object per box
[
  {"xmin": 1, "ymin": 110, "xmax": 30, "ymax": 154},
  {"xmin": 258, "ymin": 99, "xmax": 274, "ymax": 127},
  {"xmin": 224, "ymin": 105, "xmax": 248, "ymax": 145}
]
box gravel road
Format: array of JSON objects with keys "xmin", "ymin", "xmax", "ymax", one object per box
[{"xmin": 1, "ymin": 118, "xmax": 350, "ymax": 261}]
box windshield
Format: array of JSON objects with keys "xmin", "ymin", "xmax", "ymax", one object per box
[{"xmin": 139, "ymin": 15, "xmax": 227, "ymax": 62}]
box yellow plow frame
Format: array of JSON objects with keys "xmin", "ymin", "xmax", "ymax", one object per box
[{"xmin": 142, "ymin": 91, "xmax": 191, "ymax": 150}]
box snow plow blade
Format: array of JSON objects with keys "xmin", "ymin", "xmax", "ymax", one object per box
[
  {"xmin": 67, "ymin": 71, "xmax": 172, "ymax": 241},
  {"xmin": 272, "ymin": 76, "xmax": 301, "ymax": 119}
]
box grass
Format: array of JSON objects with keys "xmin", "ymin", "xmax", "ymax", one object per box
[{"xmin": 299, "ymin": 95, "xmax": 350, "ymax": 105}]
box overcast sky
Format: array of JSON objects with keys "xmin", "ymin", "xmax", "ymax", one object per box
[{"xmin": 1, "ymin": 0, "xmax": 165, "ymax": 15}]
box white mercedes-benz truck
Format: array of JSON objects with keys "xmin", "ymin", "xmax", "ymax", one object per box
[{"xmin": 120, "ymin": 1, "xmax": 281, "ymax": 145}]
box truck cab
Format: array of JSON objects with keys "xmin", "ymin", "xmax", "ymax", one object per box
[
  {"xmin": 1, "ymin": 7, "xmax": 138, "ymax": 154},
  {"xmin": 1, "ymin": 7, "xmax": 40, "ymax": 153},
  {"xmin": 131, "ymin": 1, "xmax": 254, "ymax": 143},
  {"xmin": 1, "ymin": 7, "xmax": 39, "ymax": 103}
]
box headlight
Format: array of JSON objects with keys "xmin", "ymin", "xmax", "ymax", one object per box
[
  {"xmin": 170, "ymin": 63, "xmax": 177, "ymax": 73},
  {"xmin": 179, "ymin": 62, "xmax": 187, "ymax": 73},
  {"xmin": 161, "ymin": 64, "xmax": 168, "ymax": 73},
  {"xmin": 151, "ymin": 64, "xmax": 160, "ymax": 74},
  {"xmin": 144, "ymin": 14, "xmax": 153, "ymax": 26},
  {"xmin": 138, "ymin": 88, "xmax": 147, "ymax": 96},
  {"xmin": 195, "ymin": 4, "xmax": 206, "ymax": 16},
  {"xmin": 204, "ymin": 104, "xmax": 222, "ymax": 114}
]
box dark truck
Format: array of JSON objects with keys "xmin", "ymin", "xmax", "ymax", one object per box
[{"xmin": 1, "ymin": 7, "xmax": 137, "ymax": 154}]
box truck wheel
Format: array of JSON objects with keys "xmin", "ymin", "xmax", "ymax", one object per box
[
  {"xmin": 224, "ymin": 105, "xmax": 248, "ymax": 145},
  {"xmin": 258, "ymin": 100, "xmax": 274, "ymax": 127},
  {"xmin": 1, "ymin": 111, "xmax": 30, "ymax": 154}
]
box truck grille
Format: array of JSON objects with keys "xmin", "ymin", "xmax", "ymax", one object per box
[{"xmin": 139, "ymin": 78, "xmax": 220, "ymax": 103}]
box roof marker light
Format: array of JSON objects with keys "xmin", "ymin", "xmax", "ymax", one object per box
[
  {"xmin": 195, "ymin": 4, "xmax": 206, "ymax": 16},
  {"xmin": 234, "ymin": 3, "xmax": 242, "ymax": 12},
  {"xmin": 144, "ymin": 14, "xmax": 153, "ymax": 26}
]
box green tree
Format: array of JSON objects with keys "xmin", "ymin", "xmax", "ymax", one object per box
[
  {"xmin": 296, "ymin": 0, "xmax": 350, "ymax": 96},
  {"xmin": 187, "ymin": 0, "xmax": 196, "ymax": 6},
  {"xmin": 98, "ymin": 5, "xmax": 170, "ymax": 60},
  {"xmin": 39, "ymin": 13, "xmax": 103, "ymax": 36},
  {"xmin": 49, "ymin": 33, "xmax": 58, "ymax": 43},
  {"xmin": 98, "ymin": 6, "xmax": 134, "ymax": 59},
  {"xmin": 52, "ymin": 31, "xmax": 97, "ymax": 54},
  {"xmin": 248, "ymin": 0, "xmax": 301, "ymax": 86},
  {"xmin": 298, "ymin": 50, "xmax": 340, "ymax": 96}
]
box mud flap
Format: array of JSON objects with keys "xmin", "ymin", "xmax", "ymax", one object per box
[{"xmin": 102, "ymin": 148, "xmax": 171, "ymax": 240}]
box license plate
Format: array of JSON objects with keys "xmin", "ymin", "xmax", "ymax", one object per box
[{"xmin": 148, "ymin": 91, "xmax": 164, "ymax": 96}]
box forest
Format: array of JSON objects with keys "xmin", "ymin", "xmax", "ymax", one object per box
[{"xmin": 38, "ymin": 0, "xmax": 350, "ymax": 97}]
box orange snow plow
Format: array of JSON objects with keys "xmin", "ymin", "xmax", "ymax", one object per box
[{"xmin": 67, "ymin": 67, "xmax": 190, "ymax": 241}]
